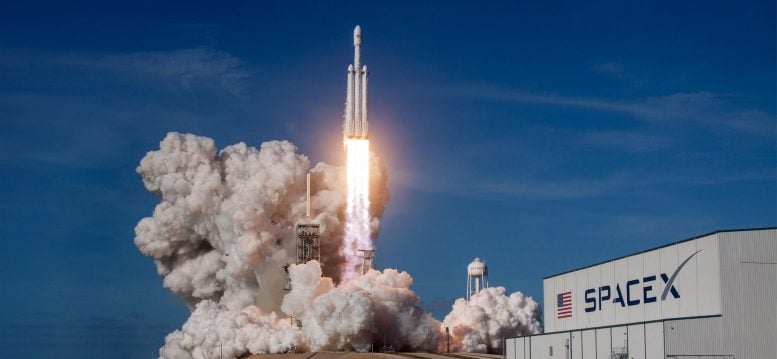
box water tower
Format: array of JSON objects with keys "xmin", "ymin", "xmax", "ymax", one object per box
[{"xmin": 467, "ymin": 257, "xmax": 489, "ymax": 301}]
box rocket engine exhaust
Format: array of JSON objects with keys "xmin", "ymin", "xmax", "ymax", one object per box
[
  {"xmin": 343, "ymin": 139, "xmax": 371, "ymax": 281},
  {"xmin": 342, "ymin": 25, "xmax": 372, "ymax": 281},
  {"xmin": 130, "ymin": 25, "xmax": 543, "ymax": 358}
]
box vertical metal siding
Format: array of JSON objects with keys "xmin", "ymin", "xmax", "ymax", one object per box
[
  {"xmin": 599, "ymin": 261, "xmax": 615, "ymax": 326},
  {"xmin": 610, "ymin": 327, "xmax": 627, "ymax": 355},
  {"xmin": 586, "ymin": 266, "xmax": 602, "ymax": 328},
  {"xmin": 575, "ymin": 270, "xmax": 590, "ymax": 329},
  {"xmin": 582, "ymin": 330, "xmax": 596, "ymax": 359},
  {"xmin": 659, "ymin": 244, "xmax": 681, "ymax": 318},
  {"xmin": 527, "ymin": 336, "xmax": 531, "ymax": 359},
  {"xmin": 528, "ymin": 228, "xmax": 775, "ymax": 359},
  {"xmin": 543, "ymin": 234, "xmax": 723, "ymax": 331},
  {"xmin": 719, "ymin": 229, "xmax": 777, "ymax": 359},
  {"xmin": 676, "ymin": 240, "xmax": 700, "ymax": 317},
  {"xmin": 696, "ymin": 235, "xmax": 722, "ymax": 315},
  {"xmin": 571, "ymin": 330, "xmax": 582, "ymax": 359},
  {"xmin": 627, "ymin": 324, "xmax": 646, "ymax": 359},
  {"xmin": 664, "ymin": 316, "xmax": 724, "ymax": 354},
  {"xmin": 595, "ymin": 328, "xmax": 610, "ymax": 359},
  {"xmin": 661, "ymin": 229, "xmax": 775, "ymax": 358},
  {"xmin": 529, "ymin": 333, "xmax": 568, "ymax": 359},
  {"xmin": 613, "ymin": 258, "xmax": 629, "ymax": 325},
  {"xmin": 544, "ymin": 278, "xmax": 554, "ymax": 332},
  {"xmin": 627, "ymin": 254, "xmax": 646, "ymax": 323},
  {"xmin": 644, "ymin": 322, "xmax": 663, "ymax": 359},
  {"xmin": 564, "ymin": 273, "xmax": 577, "ymax": 331},
  {"xmin": 642, "ymin": 249, "xmax": 662, "ymax": 321}
]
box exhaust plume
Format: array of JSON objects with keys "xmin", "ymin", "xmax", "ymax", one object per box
[
  {"xmin": 134, "ymin": 132, "xmax": 541, "ymax": 358},
  {"xmin": 343, "ymin": 138, "xmax": 372, "ymax": 281}
]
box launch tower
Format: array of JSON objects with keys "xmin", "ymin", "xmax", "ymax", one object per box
[
  {"xmin": 295, "ymin": 173, "xmax": 320, "ymax": 264},
  {"xmin": 285, "ymin": 174, "xmax": 320, "ymax": 292},
  {"xmin": 358, "ymin": 249, "xmax": 375, "ymax": 274}
]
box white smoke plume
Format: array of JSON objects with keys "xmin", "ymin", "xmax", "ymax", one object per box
[
  {"xmin": 443, "ymin": 287, "xmax": 542, "ymax": 353},
  {"xmin": 160, "ymin": 261, "xmax": 442, "ymax": 357},
  {"xmin": 134, "ymin": 132, "xmax": 383, "ymax": 311},
  {"xmin": 160, "ymin": 301, "xmax": 302, "ymax": 358},
  {"xmin": 134, "ymin": 132, "xmax": 541, "ymax": 357}
]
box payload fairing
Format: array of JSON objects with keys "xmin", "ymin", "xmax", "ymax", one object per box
[{"xmin": 343, "ymin": 25, "xmax": 368, "ymax": 140}]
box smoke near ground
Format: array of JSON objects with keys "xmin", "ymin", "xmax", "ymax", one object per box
[
  {"xmin": 135, "ymin": 132, "xmax": 541, "ymax": 358},
  {"xmin": 443, "ymin": 287, "xmax": 542, "ymax": 352}
]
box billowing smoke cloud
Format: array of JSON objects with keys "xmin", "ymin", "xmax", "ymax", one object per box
[
  {"xmin": 135, "ymin": 132, "xmax": 541, "ymax": 357},
  {"xmin": 282, "ymin": 261, "xmax": 443, "ymax": 352},
  {"xmin": 134, "ymin": 132, "xmax": 380, "ymax": 312},
  {"xmin": 161, "ymin": 261, "xmax": 441, "ymax": 357},
  {"xmin": 161, "ymin": 301, "xmax": 302, "ymax": 358},
  {"xmin": 443, "ymin": 287, "xmax": 542, "ymax": 353}
]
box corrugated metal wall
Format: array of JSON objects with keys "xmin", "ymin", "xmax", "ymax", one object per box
[
  {"xmin": 505, "ymin": 322, "xmax": 666, "ymax": 359},
  {"xmin": 646, "ymin": 229, "xmax": 776, "ymax": 358},
  {"xmin": 644, "ymin": 322, "xmax": 663, "ymax": 359},
  {"xmin": 543, "ymin": 233, "xmax": 722, "ymax": 332},
  {"xmin": 507, "ymin": 229, "xmax": 776, "ymax": 359},
  {"xmin": 664, "ymin": 316, "xmax": 724, "ymax": 355},
  {"xmin": 719, "ymin": 229, "xmax": 777, "ymax": 359}
]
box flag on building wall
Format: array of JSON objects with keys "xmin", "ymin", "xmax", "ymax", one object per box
[{"xmin": 557, "ymin": 291, "xmax": 572, "ymax": 319}]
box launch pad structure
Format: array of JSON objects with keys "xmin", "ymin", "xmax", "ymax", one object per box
[
  {"xmin": 296, "ymin": 173, "xmax": 321, "ymax": 265},
  {"xmin": 285, "ymin": 173, "xmax": 320, "ymax": 293},
  {"xmin": 295, "ymin": 221, "xmax": 321, "ymax": 264},
  {"xmin": 358, "ymin": 249, "xmax": 375, "ymax": 274},
  {"xmin": 287, "ymin": 25, "xmax": 376, "ymax": 291},
  {"xmin": 285, "ymin": 174, "xmax": 320, "ymax": 328}
]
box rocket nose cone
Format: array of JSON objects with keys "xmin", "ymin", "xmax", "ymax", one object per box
[{"xmin": 353, "ymin": 25, "xmax": 362, "ymax": 45}]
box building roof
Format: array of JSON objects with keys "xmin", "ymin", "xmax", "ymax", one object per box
[{"xmin": 542, "ymin": 227, "xmax": 777, "ymax": 280}]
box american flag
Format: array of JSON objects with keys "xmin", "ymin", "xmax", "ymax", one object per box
[{"xmin": 557, "ymin": 291, "xmax": 572, "ymax": 319}]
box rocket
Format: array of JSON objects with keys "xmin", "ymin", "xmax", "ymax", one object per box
[{"xmin": 343, "ymin": 25, "xmax": 368, "ymax": 140}]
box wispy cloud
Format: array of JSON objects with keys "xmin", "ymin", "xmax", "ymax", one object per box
[
  {"xmin": 447, "ymin": 86, "xmax": 775, "ymax": 136},
  {"xmin": 395, "ymin": 81, "xmax": 775, "ymax": 200},
  {"xmin": 0, "ymin": 47, "xmax": 254, "ymax": 168},
  {"xmin": 393, "ymin": 167, "xmax": 774, "ymax": 201},
  {"xmin": 477, "ymin": 171, "xmax": 772, "ymax": 199},
  {"xmin": 578, "ymin": 130, "xmax": 675, "ymax": 152},
  {"xmin": 0, "ymin": 48, "xmax": 252, "ymax": 97},
  {"xmin": 66, "ymin": 48, "xmax": 251, "ymax": 96},
  {"xmin": 593, "ymin": 61, "xmax": 644, "ymax": 87},
  {"xmin": 593, "ymin": 61, "xmax": 624, "ymax": 75}
]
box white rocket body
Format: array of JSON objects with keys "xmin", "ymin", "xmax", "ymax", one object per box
[{"xmin": 344, "ymin": 25, "xmax": 368, "ymax": 140}]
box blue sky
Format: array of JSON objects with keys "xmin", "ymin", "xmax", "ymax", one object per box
[{"xmin": 0, "ymin": 1, "xmax": 774, "ymax": 358}]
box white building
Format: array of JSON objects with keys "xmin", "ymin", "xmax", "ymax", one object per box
[{"xmin": 504, "ymin": 228, "xmax": 776, "ymax": 359}]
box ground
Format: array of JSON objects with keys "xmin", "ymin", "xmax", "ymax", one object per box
[{"xmin": 247, "ymin": 352, "xmax": 503, "ymax": 359}]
